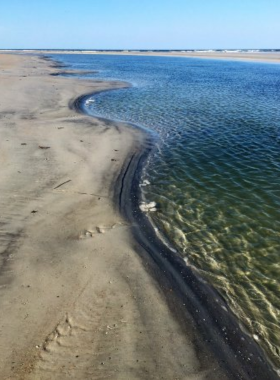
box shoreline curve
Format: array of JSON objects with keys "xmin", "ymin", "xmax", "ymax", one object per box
[{"xmin": 71, "ymin": 70, "xmax": 280, "ymax": 380}]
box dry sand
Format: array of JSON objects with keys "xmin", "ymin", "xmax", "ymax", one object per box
[
  {"xmin": 145, "ymin": 51, "xmax": 280, "ymax": 63},
  {"xmin": 0, "ymin": 54, "xmax": 230, "ymax": 379}
]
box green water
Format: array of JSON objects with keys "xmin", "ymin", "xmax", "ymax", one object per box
[{"xmin": 55, "ymin": 54, "xmax": 280, "ymax": 369}]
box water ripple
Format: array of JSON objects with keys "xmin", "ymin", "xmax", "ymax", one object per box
[{"xmin": 54, "ymin": 54, "xmax": 280, "ymax": 369}]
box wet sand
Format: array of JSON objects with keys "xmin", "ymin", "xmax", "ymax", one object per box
[{"xmin": 0, "ymin": 53, "xmax": 231, "ymax": 379}]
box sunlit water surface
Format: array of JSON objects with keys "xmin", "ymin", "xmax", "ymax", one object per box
[{"xmin": 53, "ymin": 54, "xmax": 280, "ymax": 368}]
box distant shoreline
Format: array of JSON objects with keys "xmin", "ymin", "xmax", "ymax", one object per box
[{"xmin": 2, "ymin": 49, "xmax": 280, "ymax": 63}]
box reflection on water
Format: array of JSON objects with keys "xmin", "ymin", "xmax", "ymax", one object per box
[{"xmin": 53, "ymin": 54, "xmax": 280, "ymax": 369}]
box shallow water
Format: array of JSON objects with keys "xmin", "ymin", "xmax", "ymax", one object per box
[{"xmin": 52, "ymin": 54, "xmax": 280, "ymax": 369}]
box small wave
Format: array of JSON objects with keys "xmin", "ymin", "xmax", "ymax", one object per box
[
  {"xmin": 139, "ymin": 179, "xmax": 151, "ymax": 187},
  {"xmin": 223, "ymin": 50, "xmax": 242, "ymax": 53},
  {"xmin": 85, "ymin": 99, "xmax": 95, "ymax": 106}
]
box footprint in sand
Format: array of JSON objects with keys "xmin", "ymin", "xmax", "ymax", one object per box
[
  {"xmin": 79, "ymin": 223, "xmax": 128, "ymax": 240},
  {"xmin": 78, "ymin": 230, "xmax": 93, "ymax": 239}
]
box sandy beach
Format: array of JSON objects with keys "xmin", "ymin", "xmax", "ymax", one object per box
[
  {"xmin": 1, "ymin": 53, "xmax": 279, "ymax": 380},
  {"xmin": 116, "ymin": 50, "xmax": 280, "ymax": 63},
  {"xmin": 0, "ymin": 53, "xmax": 232, "ymax": 380}
]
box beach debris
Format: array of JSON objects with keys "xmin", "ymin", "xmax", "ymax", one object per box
[
  {"xmin": 31, "ymin": 210, "xmax": 38, "ymax": 214},
  {"xmin": 39, "ymin": 145, "xmax": 50, "ymax": 149},
  {"xmin": 139, "ymin": 201, "xmax": 157, "ymax": 212},
  {"xmin": 111, "ymin": 158, "xmax": 117, "ymax": 162},
  {"xmin": 53, "ymin": 179, "xmax": 71, "ymax": 190},
  {"xmin": 57, "ymin": 127, "xmax": 64, "ymax": 129},
  {"xmin": 21, "ymin": 143, "xmax": 27, "ymax": 145}
]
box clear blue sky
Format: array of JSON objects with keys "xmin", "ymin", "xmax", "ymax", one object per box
[{"xmin": 0, "ymin": 0, "xmax": 279, "ymax": 49}]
